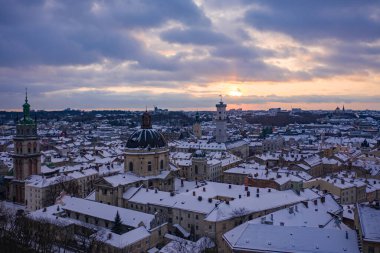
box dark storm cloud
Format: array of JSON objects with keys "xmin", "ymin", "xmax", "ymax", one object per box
[
  {"xmin": 0, "ymin": 0, "xmax": 209, "ymax": 67},
  {"xmin": 244, "ymin": 0, "xmax": 380, "ymax": 42}
]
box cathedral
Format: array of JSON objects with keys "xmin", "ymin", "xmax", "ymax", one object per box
[
  {"xmin": 94, "ymin": 110, "xmax": 175, "ymax": 207},
  {"xmin": 7, "ymin": 92, "xmax": 41, "ymax": 204}
]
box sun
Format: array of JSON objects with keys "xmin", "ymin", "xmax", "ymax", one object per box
[{"xmin": 229, "ymin": 87, "xmax": 242, "ymax": 97}]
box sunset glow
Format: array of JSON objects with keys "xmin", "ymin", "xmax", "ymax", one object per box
[{"xmin": 0, "ymin": 1, "xmax": 379, "ymax": 110}]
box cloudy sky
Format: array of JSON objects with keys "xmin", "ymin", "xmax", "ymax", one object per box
[{"xmin": 1, "ymin": 0, "xmax": 380, "ymax": 111}]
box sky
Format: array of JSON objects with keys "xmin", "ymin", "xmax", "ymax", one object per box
[{"xmin": 0, "ymin": 0, "xmax": 380, "ymax": 111}]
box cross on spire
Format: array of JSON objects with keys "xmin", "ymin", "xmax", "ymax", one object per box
[{"xmin": 25, "ymin": 88, "xmax": 28, "ymax": 103}]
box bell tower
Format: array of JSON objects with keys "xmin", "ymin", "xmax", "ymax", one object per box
[{"xmin": 10, "ymin": 90, "xmax": 41, "ymax": 203}]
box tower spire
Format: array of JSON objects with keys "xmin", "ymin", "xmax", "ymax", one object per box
[{"xmin": 22, "ymin": 88, "xmax": 31, "ymax": 122}]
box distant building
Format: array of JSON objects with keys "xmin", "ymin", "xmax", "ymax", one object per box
[
  {"xmin": 193, "ymin": 111, "xmax": 202, "ymax": 139},
  {"xmin": 215, "ymin": 99, "xmax": 228, "ymax": 143}
]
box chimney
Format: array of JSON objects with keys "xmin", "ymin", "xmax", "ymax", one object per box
[
  {"xmin": 321, "ymin": 196, "xmax": 325, "ymax": 203},
  {"xmin": 256, "ymin": 188, "xmax": 260, "ymax": 193},
  {"xmin": 256, "ymin": 193, "xmax": 260, "ymax": 198},
  {"xmin": 229, "ymin": 184, "xmax": 232, "ymax": 189},
  {"xmin": 268, "ymin": 188, "xmax": 271, "ymax": 192},
  {"xmin": 154, "ymin": 189, "xmax": 158, "ymax": 194},
  {"xmin": 193, "ymin": 191, "xmax": 196, "ymax": 196},
  {"xmin": 245, "ymin": 186, "xmax": 248, "ymax": 191},
  {"xmin": 247, "ymin": 191, "xmax": 250, "ymax": 197},
  {"xmin": 226, "ymin": 200, "xmax": 230, "ymax": 205},
  {"xmin": 314, "ymin": 199, "xmax": 318, "ymax": 206},
  {"xmin": 208, "ymin": 198, "xmax": 212, "ymax": 203},
  {"xmin": 239, "ymin": 194, "xmax": 241, "ymax": 199},
  {"xmin": 203, "ymin": 187, "xmax": 206, "ymax": 192},
  {"xmin": 198, "ymin": 196, "xmax": 202, "ymax": 201}
]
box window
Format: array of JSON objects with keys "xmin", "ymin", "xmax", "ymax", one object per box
[
  {"xmin": 148, "ymin": 161, "xmax": 152, "ymax": 171},
  {"xmin": 129, "ymin": 162, "xmax": 133, "ymax": 171},
  {"xmin": 160, "ymin": 160, "xmax": 164, "ymax": 170},
  {"xmin": 195, "ymin": 165, "xmax": 198, "ymax": 174}
]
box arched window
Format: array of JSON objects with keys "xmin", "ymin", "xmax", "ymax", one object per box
[
  {"xmin": 29, "ymin": 159, "xmax": 33, "ymax": 175},
  {"xmin": 33, "ymin": 159, "xmax": 38, "ymax": 174},
  {"xmin": 195, "ymin": 165, "xmax": 198, "ymax": 174},
  {"xmin": 33, "ymin": 143, "xmax": 37, "ymax": 153},
  {"xmin": 160, "ymin": 160, "xmax": 164, "ymax": 170},
  {"xmin": 129, "ymin": 162, "xmax": 133, "ymax": 171},
  {"xmin": 27, "ymin": 143, "xmax": 31, "ymax": 153},
  {"xmin": 148, "ymin": 161, "xmax": 152, "ymax": 171}
]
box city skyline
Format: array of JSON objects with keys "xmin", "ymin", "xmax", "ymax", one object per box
[{"xmin": 1, "ymin": 0, "xmax": 380, "ymax": 111}]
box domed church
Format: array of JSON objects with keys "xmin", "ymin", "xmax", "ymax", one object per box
[
  {"xmin": 94, "ymin": 110, "xmax": 175, "ymax": 207},
  {"xmin": 124, "ymin": 110, "xmax": 170, "ymax": 177}
]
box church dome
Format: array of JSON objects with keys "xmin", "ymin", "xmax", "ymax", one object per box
[
  {"xmin": 126, "ymin": 110, "xmax": 167, "ymax": 149},
  {"xmin": 126, "ymin": 129, "xmax": 166, "ymax": 149}
]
